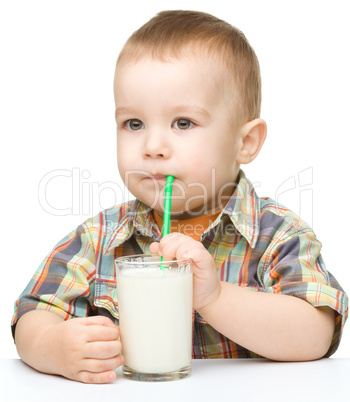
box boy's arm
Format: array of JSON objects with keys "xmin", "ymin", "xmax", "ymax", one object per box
[
  {"xmin": 197, "ymin": 282, "xmax": 335, "ymax": 361},
  {"xmin": 15, "ymin": 310, "xmax": 124, "ymax": 383},
  {"xmin": 151, "ymin": 233, "xmax": 336, "ymax": 361}
]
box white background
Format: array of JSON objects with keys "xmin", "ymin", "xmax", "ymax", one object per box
[{"xmin": 1, "ymin": 0, "xmax": 349, "ymax": 358}]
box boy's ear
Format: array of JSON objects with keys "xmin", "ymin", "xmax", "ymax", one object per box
[{"xmin": 236, "ymin": 118, "xmax": 267, "ymax": 164}]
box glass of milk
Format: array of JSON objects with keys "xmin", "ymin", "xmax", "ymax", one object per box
[{"xmin": 115, "ymin": 254, "xmax": 193, "ymax": 381}]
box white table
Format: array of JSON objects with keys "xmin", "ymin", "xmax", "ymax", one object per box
[{"xmin": 1, "ymin": 358, "xmax": 348, "ymax": 402}]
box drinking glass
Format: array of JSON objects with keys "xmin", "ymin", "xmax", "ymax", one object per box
[{"xmin": 115, "ymin": 254, "xmax": 193, "ymax": 381}]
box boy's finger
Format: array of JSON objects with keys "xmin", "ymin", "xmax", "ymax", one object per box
[
  {"xmin": 149, "ymin": 242, "xmax": 160, "ymax": 254},
  {"xmin": 77, "ymin": 369, "xmax": 118, "ymax": 384},
  {"xmin": 159, "ymin": 233, "xmax": 198, "ymax": 261},
  {"xmin": 81, "ymin": 354, "xmax": 124, "ymax": 375},
  {"xmin": 159, "ymin": 232, "xmax": 189, "ymax": 253},
  {"xmin": 80, "ymin": 315, "xmax": 118, "ymax": 328},
  {"xmin": 182, "ymin": 247, "xmax": 214, "ymax": 271},
  {"xmin": 86, "ymin": 325, "xmax": 120, "ymax": 342},
  {"xmin": 85, "ymin": 340, "xmax": 122, "ymax": 359}
]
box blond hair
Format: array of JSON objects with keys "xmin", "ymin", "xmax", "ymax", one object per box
[{"xmin": 117, "ymin": 10, "xmax": 261, "ymax": 122}]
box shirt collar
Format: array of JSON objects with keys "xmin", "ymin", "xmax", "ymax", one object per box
[
  {"xmin": 104, "ymin": 200, "xmax": 161, "ymax": 253},
  {"xmin": 220, "ymin": 169, "xmax": 260, "ymax": 248},
  {"xmin": 105, "ymin": 169, "xmax": 260, "ymax": 252}
]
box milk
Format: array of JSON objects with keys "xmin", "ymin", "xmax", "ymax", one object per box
[{"xmin": 117, "ymin": 267, "xmax": 193, "ymax": 373}]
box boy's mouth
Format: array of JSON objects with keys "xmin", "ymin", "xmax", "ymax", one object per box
[{"xmin": 145, "ymin": 173, "xmax": 169, "ymax": 181}]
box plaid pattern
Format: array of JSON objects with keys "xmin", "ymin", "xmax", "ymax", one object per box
[{"xmin": 12, "ymin": 170, "xmax": 348, "ymax": 358}]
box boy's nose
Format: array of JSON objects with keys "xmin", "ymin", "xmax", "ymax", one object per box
[{"xmin": 143, "ymin": 131, "xmax": 171, "ymax": 159}]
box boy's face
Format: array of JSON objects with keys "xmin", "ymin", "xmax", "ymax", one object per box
[{"xmin": 114, "ymin": 55, "xmax": 244, "ymax": 219}]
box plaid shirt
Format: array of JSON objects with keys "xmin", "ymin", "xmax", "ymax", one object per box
[{"xmin": 12, "ymin": 170, "xmax": 348, "ymax": 358}]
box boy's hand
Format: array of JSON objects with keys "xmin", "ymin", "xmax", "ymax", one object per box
[
  {"xmin": 150, "ymin": 233, "xmax": 221, "ymax": 310},
  {"xmin": 48, "ymin": 315, "xmax": 123, "ymax": 383}
]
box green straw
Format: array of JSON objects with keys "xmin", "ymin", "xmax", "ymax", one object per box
[{"xmin": 160, "ymin": 175, "xmax": 174, "ymax": 270}]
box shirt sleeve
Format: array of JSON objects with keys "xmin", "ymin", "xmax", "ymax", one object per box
[
  {"xmin": 11, "ymin": 223, "xmax": 97, "ymax": 334},
  {"xmin": 260, "ymin": 228, "xmax": 348, "ymax": 357}
]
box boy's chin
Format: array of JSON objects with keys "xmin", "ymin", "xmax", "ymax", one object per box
[{"xmin": 151, "ymin": 204, "xmax": 190, "ymax": 219}]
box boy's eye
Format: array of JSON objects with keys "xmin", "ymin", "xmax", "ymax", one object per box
[
  {"xmin": 173, "ymin": 119, "xmax": 194, "ymax": 130},
  {"xmin": 125, "ymin": 119, "xmax": 144, "ymax": 131}
]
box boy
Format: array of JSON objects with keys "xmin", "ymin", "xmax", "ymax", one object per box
[{"xmin": 12, "ymin": 10, "xmax": 348, "ymax": 384}]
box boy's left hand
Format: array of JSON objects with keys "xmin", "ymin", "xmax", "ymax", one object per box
[{"xmin": 150, "ymin": 233, "xmax": 221, "ymax": 310}]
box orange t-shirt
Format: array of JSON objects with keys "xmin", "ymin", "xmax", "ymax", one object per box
[{"xmin": 153, "ymin": 210, "xmax": 221, "ymax": 241}]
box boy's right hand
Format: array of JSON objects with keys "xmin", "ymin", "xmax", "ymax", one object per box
[
  {"xmin": 15, "ymin": 311, "xmax": 123, "ymax": 384},
  {"xmin": 50, "ymin": 315, "xmax": 123, "ymax": 383}
]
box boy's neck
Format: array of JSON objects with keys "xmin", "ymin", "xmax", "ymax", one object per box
[{"xmin": 153, "ymin": 209, "xmax": 222, "ymax": 242}]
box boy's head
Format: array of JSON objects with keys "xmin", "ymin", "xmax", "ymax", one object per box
[
  {"xmin": 116, "ymin": 10, "xmax": 261, "ymax": 124},
  {"xmin": 114, "ymin": 10, "xmax": 266, "ymax": 218}
]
